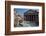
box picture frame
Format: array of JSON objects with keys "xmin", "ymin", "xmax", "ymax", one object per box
[{"xmin": 5, "ymin": 1, "xmax": 45, "ymax": 35}]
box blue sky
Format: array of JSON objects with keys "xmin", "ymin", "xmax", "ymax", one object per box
[{"xmin": 14, "ymin": 8, "xmax": 29, "ymax": 16}]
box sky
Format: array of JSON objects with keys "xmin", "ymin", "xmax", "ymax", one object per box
[{"xmin": 14, "ymin": 8, "xmax": 29, "ymax": 16}]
